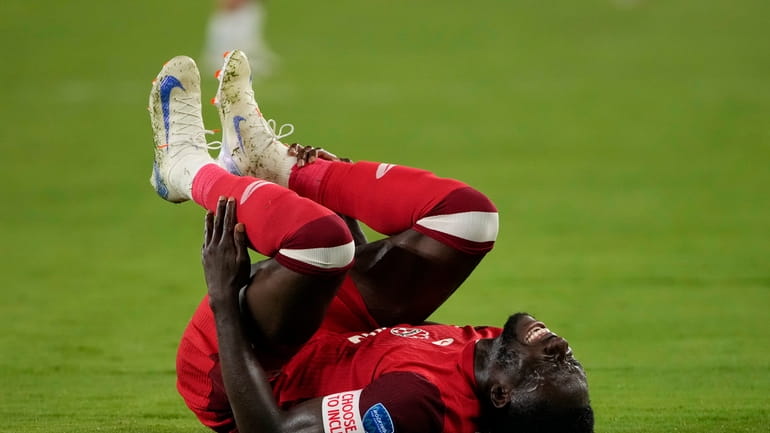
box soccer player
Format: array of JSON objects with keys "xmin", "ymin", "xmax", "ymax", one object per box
[
  {"xmin": 202, "ymin": 0, "xmax": 277, "ymax": 76},
  {"xmin": 149, "ymin": 51, "xmax": 594, "ymax": 433}
]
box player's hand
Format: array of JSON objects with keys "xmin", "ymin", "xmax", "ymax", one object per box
[
  {"xmin": 288, "ymin": 143, "xmax": 352, "ymax": 168},
  {"xmin": 202, "ymin": 197, "xmax": 251, "ymax": 310}
]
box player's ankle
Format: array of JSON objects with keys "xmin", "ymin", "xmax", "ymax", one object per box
[{"xmin": 288, "ymin": 159, "xmax": 333, "ymax": 198}]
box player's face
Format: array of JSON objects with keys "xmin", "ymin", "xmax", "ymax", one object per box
[{"xmin": 495, "ymin": 312, "xmax": 589, "ymax": 409}]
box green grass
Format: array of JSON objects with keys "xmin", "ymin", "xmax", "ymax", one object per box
[{"xmin": 1, "ymin": 0, "xmax": 768, "ymax": 431}]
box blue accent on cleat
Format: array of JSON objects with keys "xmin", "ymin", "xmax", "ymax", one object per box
[
  {"xmin": 152, "ymin": 161, "xmax": 169, "ymax": 199},
  {"xmin": 233, "ymin": 115, "xmax": 247, "ymax": 151},
  {"xmin": 160, "ymin": 76, "xmax": 185, "ymax": 144}
]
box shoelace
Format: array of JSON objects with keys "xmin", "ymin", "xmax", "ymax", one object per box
[
  {"xmin": 266, "ymin": 118, "xmax": 295, "ymax": 141},
  {"xmin": 164, "ymin": 96, "xmax": 211, "ymax": 159},
  {"xmin": 242, "ymin": 87, "xmax": 295, "ymax": 142},
  {"xmin": 204, "ymin": 130, "xmax": 223, "ymax": 152},
  {"xmin": 203, "ymin": 118, "xmax": 295, "ymax": 154},
  {"xmin": 172, "ymin": 96, "xmax": 205, "ymax": 141}
]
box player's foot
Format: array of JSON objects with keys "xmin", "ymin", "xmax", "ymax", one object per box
[
  {"xmin": 213, "ymin": 49, "xmax": 296, "ymax": 186},
  {"xmin": 149, "ymin": 56, "xmax": 214, "ymax": 203}
]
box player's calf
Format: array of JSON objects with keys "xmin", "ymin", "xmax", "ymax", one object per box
[{"xmin": 291, "ymin": 160, "xmax": 499, "ymax": 254}]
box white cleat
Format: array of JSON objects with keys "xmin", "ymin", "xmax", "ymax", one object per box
[
  {"xmin": 149, "ymin": 56, "xmax": 214, "ymax": 203},
  {"xmin": 213, "ymin": 49, "xmax": 296, "ymax": 186}
]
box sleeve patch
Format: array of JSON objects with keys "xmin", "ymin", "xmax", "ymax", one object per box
[
  {"xmin": 322, "ymin": 389, "xmax": 364, "ymax": 433},
  {"xmin": 363, "ymin": 403, "xmax": 395, "ymax": 433},
  {"xmin": 360, "ymin": 372, "xmax": 445, "ymax": 433}
]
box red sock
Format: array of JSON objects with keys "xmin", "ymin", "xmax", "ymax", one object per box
[
  {"xmin": 192, "ymin": 164, "xmax": 354, "ymax": 275},
  {"xmin": 290, "ymin": 160, "xmax": 498, "ymax": 254}
]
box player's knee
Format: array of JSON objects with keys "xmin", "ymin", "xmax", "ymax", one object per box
[
  {"xmin": 276, "ymin": 214, "xmax": 355, "ymax": 275},
  {"xmin": 416, "ymin": 187, "xmax": 498, "ymax": 254}
]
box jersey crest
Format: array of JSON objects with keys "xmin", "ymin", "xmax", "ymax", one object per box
[{"xmin": 390, "ymin": 327, "xmax": 431, "ymax": 339}]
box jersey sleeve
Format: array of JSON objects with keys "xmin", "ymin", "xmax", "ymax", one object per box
[{"xmin": 320, "ymin": 372, "xmax": 445, "ymax": 433}]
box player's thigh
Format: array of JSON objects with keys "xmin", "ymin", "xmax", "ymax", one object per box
[
  {"xmin": 242, "ymin": 259, "xmax": 345, "ymax": 365},
  {"xmin": 350, "ymin": 230, "xmax": 484, "ymax": 327}
]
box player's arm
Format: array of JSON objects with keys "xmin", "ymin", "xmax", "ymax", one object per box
[{"xmin": 202, "ymin": 198, "xmax": 326, "ymax": 433}]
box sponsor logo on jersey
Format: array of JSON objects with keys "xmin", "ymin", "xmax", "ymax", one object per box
[
  {"xmin": 390, "ymin": 327, "xmax": 431, "ymax": 340},
  {"xmin": 363, "ymin": 403, "xmax": 394, "ymax": 433},
  {"xmin": 322, "ymin": 389, "xmax": 364, "ymax": 433}
]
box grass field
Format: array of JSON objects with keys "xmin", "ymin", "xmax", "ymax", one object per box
[{"xmin": 1, "ymin": 0, "xmax": 768, "ymax": 431}]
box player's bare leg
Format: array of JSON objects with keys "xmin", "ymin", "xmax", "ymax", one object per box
[
  {"xmin": 290, "ymin": 145, "xmax": 499, "ymax": 325},
  {"xmin": 290, "ymin": 160, "xmax": 498, "ymax": 326}
]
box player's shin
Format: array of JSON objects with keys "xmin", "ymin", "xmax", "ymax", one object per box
[{"xmin": 192, "ymin": 164, "xmax": 355, "ymax": 275}]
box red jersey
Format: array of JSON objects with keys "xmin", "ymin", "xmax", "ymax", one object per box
[
  {"xmin": 274, "ymin": 323, "xmax": 501, "ymax": 433},
  {"xmin": 177, "ymin": 277, "xmax": 501, "ymax": 433}
]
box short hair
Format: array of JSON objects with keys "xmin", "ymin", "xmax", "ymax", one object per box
[{"xmin": 483, "ymin": 403, "xmax": 594, "ymax": 433}]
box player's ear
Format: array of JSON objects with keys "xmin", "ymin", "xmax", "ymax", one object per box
[{"xmin": 490, "ymin": 383, "xmax": 511, "ymax": 409}]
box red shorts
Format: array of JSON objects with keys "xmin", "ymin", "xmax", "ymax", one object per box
[{"xmin": 175, "ymin": 276, "xmax": 378, "ymax": 433}]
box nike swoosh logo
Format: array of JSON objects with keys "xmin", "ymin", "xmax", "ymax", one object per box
[
  {"xmin": 432, "ymin": 338, "xmax": 455, "ymax": 346},
  {"xmin": 160, "ymin": 75, "xmax": 185, "ymax": 144},
  {"xmin": 233, "ymin": 116, "xmax": 247, "ymax": 151},
  {"xmin": 152, "ymin": 161, "xmax": 169, "ymax": 199},
  {"xmin": 375, "ymin": 163, "xmax": 397, "ymax": 179},
  {"xmin": 241, "ymin": 180, "xmax": 272, "ymax": 203}
]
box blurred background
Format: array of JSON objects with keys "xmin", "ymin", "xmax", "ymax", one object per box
[{"xmin": 0, "ymin": 0, "xmax": 768, "ymax": 431}]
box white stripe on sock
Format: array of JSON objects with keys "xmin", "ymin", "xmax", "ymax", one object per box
[
  {"xmin": 279, "ymin": 241, "xmax": 355, "ymax": 269},
  {"xmin": 416, "ymin": 211, "xmax": 499, "ymax": 242}
]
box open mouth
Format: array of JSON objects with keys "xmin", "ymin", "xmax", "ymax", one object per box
[{"xmin": 522, "ymin": 320, "xmax": 553, "ymax": 345}]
